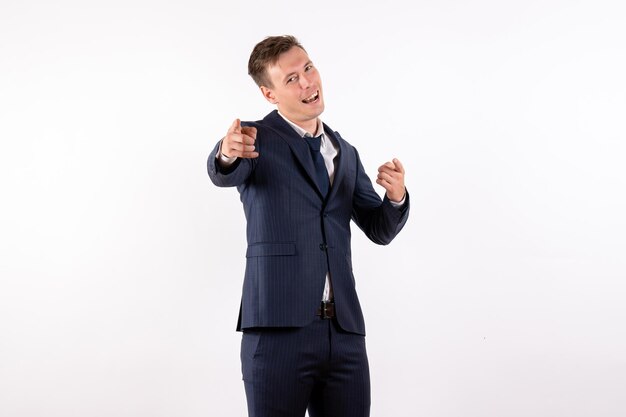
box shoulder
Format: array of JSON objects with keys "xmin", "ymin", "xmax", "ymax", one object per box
[
  {"xmin": 240, "ymin": 110, "xmax": 283, "ymax": 137},
  {"xmin": 240, "ymin": 110, "xmax": 280, "ymax": 127}
]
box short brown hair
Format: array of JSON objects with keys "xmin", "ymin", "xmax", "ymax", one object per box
[{"xmin": 248, "ymin": 35, "xmax": 306, "ymax": 88}]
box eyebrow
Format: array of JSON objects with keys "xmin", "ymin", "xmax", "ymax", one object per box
[{"xmin": 283, "ymin": 61, "xmax": 313, "ymax": 83}]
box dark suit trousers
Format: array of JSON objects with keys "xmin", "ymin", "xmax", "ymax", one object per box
[{"xmin": 241, "ymin": 317, "xmax": 370, "ymax": 417}]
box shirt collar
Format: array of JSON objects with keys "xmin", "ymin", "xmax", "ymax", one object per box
[{"xmin": 277, "ymin": 111, "xmax": 324, "ymax": 138}]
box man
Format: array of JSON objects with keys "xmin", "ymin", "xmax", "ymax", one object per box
[{"xmin": 207, "ymin": 35, "xmax": 409, "ymax": 417}]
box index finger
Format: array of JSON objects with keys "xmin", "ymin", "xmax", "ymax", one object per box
[{"xmin": 228, "ymin": 118, "xmax": 242, "ymax": 134}]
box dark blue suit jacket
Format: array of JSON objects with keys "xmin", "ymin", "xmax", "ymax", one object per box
[{"xmin": 208, "ymin": 110, "xmax": 409, "ymax": 335}]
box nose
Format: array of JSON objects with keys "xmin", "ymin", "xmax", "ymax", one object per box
[{"xmin": 298, "ymin": 73, "xmax": 311, "ymax": 89}]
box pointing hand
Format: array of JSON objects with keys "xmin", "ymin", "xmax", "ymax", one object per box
[
  {"xmin": 221, "ymin": 118, "xmax": 259, "ymax": 159},
  {"xmin": 376, "ymin": 158, "xmax": 406, "ymax": 203}
]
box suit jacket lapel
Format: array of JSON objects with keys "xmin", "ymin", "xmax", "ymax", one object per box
[
  {"xmin": 323, "ymin": 125, "xmax": 347, "ymax": 203},
  {"xmin": 264, "ymin": 110, "xmax": 325, "ymax": 198}
]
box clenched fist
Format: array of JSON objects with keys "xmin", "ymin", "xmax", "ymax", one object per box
[{"xmin": 221, "ymin": 118, "xmax": 259, "ymax": 159}]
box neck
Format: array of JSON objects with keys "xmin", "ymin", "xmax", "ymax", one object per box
[
  {"xmin": 294, "ymin": 119, "xmax": 318, "ymax": 135},
  {"xmin": 277, "ymin": 111, "xmax": 320, "ymax": 136}
]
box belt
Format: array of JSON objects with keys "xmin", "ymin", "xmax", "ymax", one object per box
[{"xmin": 315, "ymin": 301, "xmax": 335, "ymax": 319}]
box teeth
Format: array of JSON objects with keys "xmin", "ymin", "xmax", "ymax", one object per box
[{"xmin": 303, "ymin": 91, "xmax": 318, "ymax": 103}]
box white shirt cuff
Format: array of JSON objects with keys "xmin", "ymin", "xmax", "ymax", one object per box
[
  {"xmin": 216, "ymin": 140, "xmax": 237, "ymax": 167},
  {"xmin": 389, "ymin": 193, "xmax": 406, "ymax": 208}
]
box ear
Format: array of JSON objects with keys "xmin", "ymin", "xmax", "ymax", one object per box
[{"xmin": 260, "ymin": 86, "xmax": 278, "ymax": 104}]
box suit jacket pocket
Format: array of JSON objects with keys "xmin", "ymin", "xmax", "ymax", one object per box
[{"xmin": 246, "ymin": 242, "xmax": 296, "ymax": 257}]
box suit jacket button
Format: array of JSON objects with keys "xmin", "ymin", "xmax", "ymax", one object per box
[{"xmin": 319, "ymin": 243, "xmax": 327, "ymax": 251}]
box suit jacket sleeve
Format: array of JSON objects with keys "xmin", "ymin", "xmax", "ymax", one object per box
[{"xmin": 350, "ymin": 147, "xmax": 410, "ymax": 245}]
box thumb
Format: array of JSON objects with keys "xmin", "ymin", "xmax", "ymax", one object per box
[
  {"xmin": 392, "ymin": 158, "xmax": 405, "ymax": 174},
  {"xmin": 228, "ymin": 118, "xmax": 242, "ymax": 134}
]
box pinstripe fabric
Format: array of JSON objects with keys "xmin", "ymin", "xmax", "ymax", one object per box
[
  {"xmin": 241, "ymin": 318, "xmax": 370, "ymax": 417},
  {"xmin": 207, "ymin": 110, "xmax": 410, "ymax": 336}
]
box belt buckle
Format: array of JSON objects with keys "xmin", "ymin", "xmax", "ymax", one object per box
[{"xmin": 320, "ymin": 301, "xmax": 333, "ymax": 319}]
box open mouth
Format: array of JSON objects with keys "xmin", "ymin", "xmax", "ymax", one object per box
[{"xmin": 302, "ymin": 90, "xmax": 320, "ymax": 104}]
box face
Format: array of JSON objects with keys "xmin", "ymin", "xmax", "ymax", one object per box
[{"xmin": 261, "ymin": 46, "xmax": 324, "ymax": 133}]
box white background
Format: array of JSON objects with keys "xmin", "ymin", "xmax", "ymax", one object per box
[{"xmin": 1, "ymin": 1, "xmax": 625, "ymax": 416}]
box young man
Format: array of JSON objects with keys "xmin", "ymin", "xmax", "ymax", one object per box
[{"xmin": 207, "ymin": 35, "xmax": 409, "ymax": 417}]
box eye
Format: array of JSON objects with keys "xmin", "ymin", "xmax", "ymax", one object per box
[
  {"xmin": 287, "ymin": 76, "xmax": 298, "ymax": 84},
  {"xmin": 305, "ymin": 65, "xmax": 313, "ymax": 71}
]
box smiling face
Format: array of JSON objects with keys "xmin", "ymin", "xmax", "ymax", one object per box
[{"xmin": 260, "ymin": 46, "xmax": 324, "ymax": 133}]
